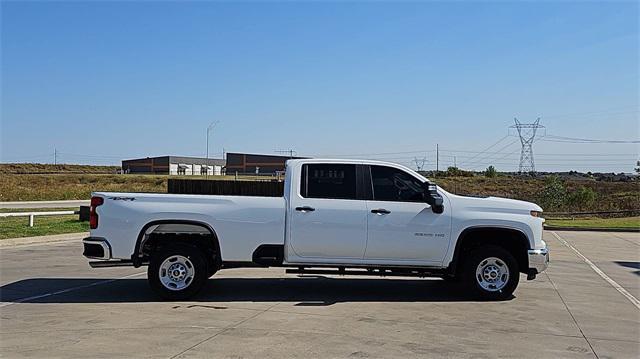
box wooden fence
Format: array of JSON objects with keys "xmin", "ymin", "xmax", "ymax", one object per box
[{"xmin": 168, "ymin": 179, "xmax": 284, "ymax": 197}]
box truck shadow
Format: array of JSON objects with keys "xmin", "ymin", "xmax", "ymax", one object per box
[
  {"xmin": 0, "ymin": 276, "xmax": 508, "ymax": 305},
  {"xmin": 614, "ymin": 261, "xmax": 640, "ymax": 276}
]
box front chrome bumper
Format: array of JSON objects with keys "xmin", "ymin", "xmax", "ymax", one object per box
[{"xmin": 528, "ymin": 247, "xmax": 549, "ymax": 274}]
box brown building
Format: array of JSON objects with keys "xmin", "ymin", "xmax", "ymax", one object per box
[
  {"xmin": 122, "ymin": 156, "xmax": 226, "ymax": 175},
  {"xmin": 225, "ymin": 152, "xmax": 305, "ymax": 174}
]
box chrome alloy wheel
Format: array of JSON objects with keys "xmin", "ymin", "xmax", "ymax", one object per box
[
  {"xmin": 159, "ymin": 255, "xmax": 195, "ymax": 291},
  {"xmin": 475, "ymin": 257, "xmax": 509, "ymax": 292}
]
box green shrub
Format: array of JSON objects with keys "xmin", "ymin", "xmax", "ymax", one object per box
[
  {"xmin": 567, "ymin": 186, "xmax": 597, "ymax": 210},
  {"xmin": 445, "ymin": 167, "xmax": 473, "ymax": 177},
  {"xmin": 484, "ymin": 166, "xmax": 497, "ymax": 178},
  {"xmin": 537, "ymin": 176, "xmax": 567, "ymax": 211}
]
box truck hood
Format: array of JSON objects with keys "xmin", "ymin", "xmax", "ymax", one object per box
[{"xmin": 445, "ymin": 191, "xmax": 542, "ymax": 215}]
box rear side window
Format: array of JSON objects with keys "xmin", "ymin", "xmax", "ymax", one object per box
[
  {"xmin": 370, "ymin": 165, "xmax": 426, "ymax": 202},
  {"xmin": 300, "ymin": 164, "xmax": 357, "ymax": 200}
]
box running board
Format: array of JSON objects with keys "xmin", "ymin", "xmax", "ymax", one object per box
[
  {"xmin": 89, "ymin": 260, "xmax": 138, "ymax": 268},
  {"xmin": 285, "ymin": 267, "xmax": 441, "ymax": 278}
]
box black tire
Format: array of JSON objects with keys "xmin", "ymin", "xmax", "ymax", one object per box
[
  {"xmin": 462, "ymin": 245, "xmax": 519, "ymax": 301},
  {"xmin": 148, "ymin": 243, "xmax": 208, "ymax": 300}
]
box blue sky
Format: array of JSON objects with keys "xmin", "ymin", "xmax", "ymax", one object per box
[{"xmin": 1, "ymin": 1, "xmax": 638, "ymax": 172}]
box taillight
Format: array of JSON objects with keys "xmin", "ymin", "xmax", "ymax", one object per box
[{"xmin": 89, "ymin": 196, "xmax": 104, "ymax": 229}]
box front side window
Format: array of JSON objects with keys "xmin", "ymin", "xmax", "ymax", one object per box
[
  {"xmin": 370, "ymin": 165, "xmax": 426, "ymax": 202},
  {"xmin": 300, "ymin": 164, "xmax": 357, "ymax": 200}
]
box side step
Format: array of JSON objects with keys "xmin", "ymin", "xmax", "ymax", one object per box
[
  {"xmin": 252, "ymin": 244, "xmax": 284, "ymax": 267},
  {"xmin": 285, "ymin": 267, "xmax": 439, "ymax": 278},
  {"xmin": 89, "ymin": 260, "xmax": 138, "ymax": 268}
]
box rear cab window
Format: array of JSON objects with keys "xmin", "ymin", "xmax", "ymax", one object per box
[{"xmin": 300, "ymin": 164, "xmax": 357, "ymax": 200}]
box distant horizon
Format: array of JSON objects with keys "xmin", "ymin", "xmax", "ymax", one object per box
[
  {"xmin": 2, "ymin": 1, "xmax": 638, "ymax": 172},
  {"xmin": 1, "ymin": 159, "xmax": 637, "ymax": 176}
]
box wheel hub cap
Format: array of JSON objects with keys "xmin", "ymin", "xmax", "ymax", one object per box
[
  {"xmin": 476, "ymin": 257, "xmax": 509, "ymax": 292},
  {"xmin": 159, "ymin": 255, "xmax": 195, "ymax": 291}
]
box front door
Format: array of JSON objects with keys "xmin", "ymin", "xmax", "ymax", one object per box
[
  {"xmin": 364, "ymin": 165, "xmax": 451, "ymax": 265},
  {"xmin": 288, "ymin": 163, "xmax": 368, "ymax": 262}
]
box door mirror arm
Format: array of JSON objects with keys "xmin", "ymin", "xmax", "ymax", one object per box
[{"xmin": 424, "ymin": 183, "xmax": 444, "ymax": 214}]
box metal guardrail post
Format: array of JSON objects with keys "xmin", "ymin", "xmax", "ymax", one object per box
[{"xmin": 29, "ymin": 214, "xmax": 34, "ymax": 227}]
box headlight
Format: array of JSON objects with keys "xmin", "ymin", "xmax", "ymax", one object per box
[{"xmin": 530, "ymin": 210, "xmax": 543, "ymax": 217}]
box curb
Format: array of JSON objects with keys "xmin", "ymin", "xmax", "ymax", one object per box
[
  {"xmin": 544, "ymin": 226, "xmax": 640, "ymax": 233},
  {"xmin": 0, "ymin": 232, "xmax": 88, "ymax": 247}
]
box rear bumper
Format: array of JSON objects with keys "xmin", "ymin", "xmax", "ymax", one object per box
[
  {"xmin": 83, "ymin": 237, "xmax": 111, "ymax": 260},
  {"xmin": 528, "ymin": 247, "xmax": 549, "ymax": 274}
]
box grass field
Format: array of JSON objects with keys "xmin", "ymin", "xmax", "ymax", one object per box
[
  {"xmin": 1, "ymin": 173, "xmax": 638, "ymax": 211},
  {"xmin": 0, "ymin": 163, "xmax": 120, "ymax": 174},
  {"xmin": 0, "ymin": 174, "xmax": 169, "ymax": 201},
  {"xmin": 545, "ymin": 216, "xmax": 640, "ymax": 230},
  {"xmin": 0, "ymin": 214, "xmax": 89, "ymax": 239}
]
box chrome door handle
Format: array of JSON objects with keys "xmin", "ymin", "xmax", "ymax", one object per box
[
  {"xmin": 295, "ymin": 206, "xmax": 315, "ymax": 212},
  {"xmin": 371, "ymin": 208, "xmax": 391, "ymax": 215}
]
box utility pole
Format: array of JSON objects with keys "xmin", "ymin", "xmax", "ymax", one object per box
[
  {"xmin": 54, "ymin": 148, "xmax": 57, "ymax": 165},
  {"xmin": 206, "ymin": 121, "xmax": 220, "ymax": 178},
  {"xmin": 510, "ymin": 118, "xmax": 545, "ymax": 174},
  {"xmin": 454, "ymin": 156, "xmax": 457, "ymax": 168},
  {"xmin": 436, "ymin": 144, "xmax": 439, "ymax": 174},
  {"xmin": 275, "ymin": 149, "xmax": 297, "ymax": 158}
]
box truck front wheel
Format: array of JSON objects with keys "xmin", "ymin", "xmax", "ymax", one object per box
[
  {"xmin": 462, "ymin": 245, "xmax": 519, "ymax": 301},
  {"xmin": 148, "ymin": 243, "xmax": 208, "ymax": 300}
]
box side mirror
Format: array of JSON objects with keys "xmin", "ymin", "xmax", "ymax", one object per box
[{"xmin": 424, "ymin": 183, "xmax": 444, "ymax": 214}]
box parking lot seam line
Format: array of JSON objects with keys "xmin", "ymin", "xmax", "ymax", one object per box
[
  {"xmin": 550, "ymin": 231, "xmax": 640, "ymax": 310},
  {"xmin": 249, "ymin": 307, "xmax": 586, "ymax": 339},
  {"xmin": 169, "ymin": 301, "xmax": 282, "ymax": 359},
  {"xmin": 0, "ymin": 272, "xmax": 146, "ymax": 308},
  {"xmin": 611, "ymin": 233, "xmax": 640, "ymax": 247},
  {"xmin": 233, "ymin": 323, "xmax": 588, "ymax": 341},
  {"xmin": 544, "ymin": 272, "xmax": 599, "ymax": 359}
]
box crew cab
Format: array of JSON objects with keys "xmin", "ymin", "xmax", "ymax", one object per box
[{"xmin": 83, "ymin": 159, "xmax": 549, "ymax": 300}]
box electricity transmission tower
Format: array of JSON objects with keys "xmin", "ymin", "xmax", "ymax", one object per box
[
  {"xmin": 510, "ymin": 118, "xmax": 545, "ymax": 174},
  {"xmin": 413, "ymin": 157, "xmax": 427, "ymax": 171}
]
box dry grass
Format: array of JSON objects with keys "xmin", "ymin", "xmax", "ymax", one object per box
[
  {"xmin": 0, "ymin": 174, "xmax": 168, "ymax": 201},
  {"xmin": 0, "ymin": 172, "xmax": 638, "ymax": 213},
  {"xmin": 0, "ymin": 163, "xmax": 120, "ymax": 174},
  {"xmin": 433, "ymin": 176, "xmax": 640, "ymax": 212}
]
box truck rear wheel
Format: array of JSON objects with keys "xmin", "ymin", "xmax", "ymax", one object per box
[
  {"xmin": 148, "ymin": 243, "xmax": 208, "ymax": 300},
  {"xmin": 462, "ymin": 245, "xmax": 519, "ymax": 301}
]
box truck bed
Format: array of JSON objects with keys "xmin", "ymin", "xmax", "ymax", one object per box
[{"xmin": 91, "ymin": 192, "xmax": 286, "ymax": 262}]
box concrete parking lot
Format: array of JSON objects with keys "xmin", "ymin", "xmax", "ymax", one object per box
[{"xmin": 1, "ymin": 230, "xmax": 638, "ymax": 358}]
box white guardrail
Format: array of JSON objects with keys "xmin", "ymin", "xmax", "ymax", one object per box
[{"xmin": 0, "ymin": 211, "xmax": 78, "ymax": 227}]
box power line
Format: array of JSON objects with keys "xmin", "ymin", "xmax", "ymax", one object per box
[
  {"xmin": 462, "ymin": 139, "xmax": 520, "ymax": 169},
  {"xmin": 457, "ymin": 135, "xmax": 509, "ymax": 167},
  {"xmin": 540, "ymin": 134, "xmax": 639, "ymax": 144}
]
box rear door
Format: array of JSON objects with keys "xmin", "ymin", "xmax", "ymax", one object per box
[
  {"xmin": 288, "ymin": 163, "xmax": 368, "ymax": 261},
  {"xmin": 364, "ymin": 165, "xmax": 451, "ymax": 265}
]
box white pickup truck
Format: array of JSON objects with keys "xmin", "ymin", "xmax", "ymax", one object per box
[{"xmin": 83, "ymin": 159, "xmax": 548, "ymax": 300}]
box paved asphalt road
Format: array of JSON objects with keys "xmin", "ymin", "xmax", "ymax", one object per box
[
  {"xmin": 1, "ymin": 231, "xmax": 638, "ymax": 358},
  {"xmin": 0, "ymin": 200, "xmax": 89, "ymax": 209}
]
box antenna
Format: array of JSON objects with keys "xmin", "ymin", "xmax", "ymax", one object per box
[{"xmin": 510, "ymin": 118, "xmax": 545, "ymax": 174}]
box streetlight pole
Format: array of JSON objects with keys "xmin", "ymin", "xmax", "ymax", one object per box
[{"xmin": 206, "ymin": 121, "xmax": 219, "ymax": 178}]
